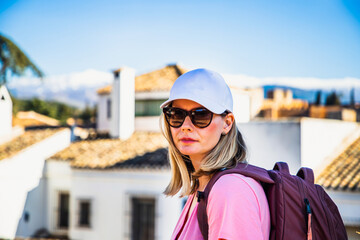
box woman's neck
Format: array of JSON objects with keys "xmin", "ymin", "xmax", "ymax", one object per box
[
  {"xmin": 197, "ymin": 175, "xmax": 210, "ymax": 191},
  {"xmin": 190, "ymin": 156, "xmax": 210, "ymax": 192}
]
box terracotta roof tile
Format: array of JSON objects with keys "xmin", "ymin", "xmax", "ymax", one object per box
[
  {"xmin": 0, "ymin": 128, "xmax": 64, "ymax": 160},
  {"xmin": 97, "ymin": 64, "xmax": 188, "ymax": 95},
  {"xmin": 316, "ymin": 136, "xmax": 360, "ymax": 191},
  {"xmin": 50, "ymin": 132, "xmax": 168, "ymax": 169},
  {"xmin": 13, "ymin": 111, "xmax": 60, "ymax": 127},
  {"xmin": 96, "ymin": 85, "xmax": 112, "ymax": 95},
  {"xmin": 109, "ymin": 147, "xmax": 169, "ymax": 169}
]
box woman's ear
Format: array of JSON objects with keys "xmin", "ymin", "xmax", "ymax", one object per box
[{"xmin": 222, "ymin": 113, "xmax": 234, "ymax": 135}]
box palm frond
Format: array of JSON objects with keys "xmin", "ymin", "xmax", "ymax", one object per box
[{"xmin": 0, "ymin": 33, "xmax": 44, "ymax": 85}]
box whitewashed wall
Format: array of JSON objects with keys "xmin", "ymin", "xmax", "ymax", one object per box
[
  {"xmin": 231, "ymin": 88, "xmax": 251, "ymax": 123},
  {"xmin": 327, "ymin": 190, "xmax": 360, "ymax": 227},
  {"xmin": 248, "ymin": 88, "xmax": 264, "ymax": 119},
  {"xmin": 110, "ymin": 67, "xmax": 135, "ymax": 139},
  {"xmin": 0, "ymin": 129, "xmax": 71, "ymax": 239},
  {"xmin": 69, "ymin": 169, "xmax": 181, "ymax": 240},
  {"xmin": 0, "ymin": 85, "xmax": 13, "ymax": 138},
  {"xmin": 238, "ymin": 120, "xmax": 302, "ymax": 173},
  {"xmin": 238, "ymin": 118, "xmax": 359, "ymax": 174},
  {"xmin": 45, "ymin": 160, "xmax": 72, "ymax": 236},
  {"xmin": 97, "ymin": 95, "xmax": 111, "ymax": 133},
  {"xmin": 300, "ymin": 117, "xmax": 360, "ymax": 173},
  {"xmin": 99, "ymin": 100, "xmax": 162, "ymax": 133},
  {"xmin": 326, "ymin": 190, "xmax": 360, "ymax": 240},
  {"xmin": 135, "ymin": 116, "xmax": 161, "ymax": 132}
]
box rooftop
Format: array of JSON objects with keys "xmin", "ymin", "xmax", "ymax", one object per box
[
  {"xmin": 49, "ymin": 131, "xmax": 168, "ymax": 169},
  {"xmin": 316, "ymin": 136, "xmax": 360, "ymax": 192},
  {"xmin": 0, "ymin": 128, "xmax": 64, "ymax": 160},
  {"xmin": 13, "ymin": 111, "xmax": 60, "ymax": 128},
  {"xmin": 109, "ymin": 147, "xmax": 169, "ymax": 170},
  {"xmin": 97, "ymin": 64, "xmax": 188, "ymax": 95}
]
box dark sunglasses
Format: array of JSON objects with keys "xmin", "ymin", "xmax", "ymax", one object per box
[{"xmin": 163, "ymin": 107, "xmax": 228, "ymax": 128}]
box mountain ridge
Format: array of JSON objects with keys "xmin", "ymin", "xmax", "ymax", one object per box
[{"xmin": 7, "ymin": 69, "xmax": 360, "ymax": 108}]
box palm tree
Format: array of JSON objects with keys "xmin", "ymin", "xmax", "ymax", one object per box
[{"xmin": 0, "ymin": 33, "xmax": 44, "ymax": 86}]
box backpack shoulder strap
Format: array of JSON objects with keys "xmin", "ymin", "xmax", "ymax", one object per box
[
  {"xmin": 296, "ymin": 167, "xmax": 314, "ymax": 184},
  {"xmin": 197, "ymin": 163, "xmax": 274, "ymax": 240},
  {"xmin": 273, "ymin": 162, "xmax": 290, "ymax": 174}
]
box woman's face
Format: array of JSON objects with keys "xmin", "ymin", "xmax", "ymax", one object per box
[{"xmin": 170, "ymin": 99, "xmax": 233, "ymax": 163}]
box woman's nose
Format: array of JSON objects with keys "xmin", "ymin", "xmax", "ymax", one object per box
[{"xmin": 181, "ymin": 116, "xmax": 194, "ymax": 132}]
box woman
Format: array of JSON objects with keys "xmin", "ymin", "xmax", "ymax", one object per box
[{"xmin": 161, "ymin": 68, "xmax": 270, "ymax": 240}]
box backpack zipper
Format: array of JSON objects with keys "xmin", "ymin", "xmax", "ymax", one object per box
[
  {"xmin": 304, "ymin": 198, "xmax": 313, "ymax": 240},
  {"xmin": 297, "ymin": 178, "xmax": 312, "ymax": 240}
]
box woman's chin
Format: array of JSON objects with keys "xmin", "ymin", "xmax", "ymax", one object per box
[{"xmin": 178, "ymin": 147, "xmax": 199, "ymax": 157}]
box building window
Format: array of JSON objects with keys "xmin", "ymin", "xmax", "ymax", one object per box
[
  {"xmin": 131, "ymin": 197, "xmax": 155, "ymax": 240},
  {"xmin": 58, "ymin": 193, "xmax": 69, "ymax": 229},
  {"xmin": 135, "ymin": 99, "xmax": 167, "ymax": 117},
  {"xmin": 78, "ymin": 200, "xmax": 91, "ymax": 228},
  {"xmin": 107, "ymin": 99, "xmax": 111, "ymax": 119}
]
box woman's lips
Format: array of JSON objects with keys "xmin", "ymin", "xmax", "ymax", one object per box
[{"xmin": 179, "ymin": 138, "xmax": 197, "ymax": 144}]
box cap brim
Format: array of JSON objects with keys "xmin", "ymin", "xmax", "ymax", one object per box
[
  {"xmin": 160, "ymin": 99, "xmax": 172, "ymax": 109},
  {"xmin": 160, "ymin": 96, "xmax": 226, "ymax": 114}
]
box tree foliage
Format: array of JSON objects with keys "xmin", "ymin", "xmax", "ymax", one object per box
[
  {"xmin": 12, "ymin": 96, "xmax": 96, "ymax": 125},
  {"xmin": 350, "ymin": 87, "xmax": 355, "ymax": 107},
  {"xmin": 314, "ymin": 90, "xmax": 322, "ymax": 105},
  {"xmin": 79, "ymin": 105, "xmax": 97, "ymax": 125},
  {"xmin": 325, "ymin": 91, "xmax": 341, "ymax": 106},
  {"xmin": 0, "ymin": 33, "xmax": 44, "ymax": 85}
]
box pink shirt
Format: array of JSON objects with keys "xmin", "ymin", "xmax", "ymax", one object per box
[{"xmin": 171, "ymin": 174, "xmax": 270, "ymax": 240}]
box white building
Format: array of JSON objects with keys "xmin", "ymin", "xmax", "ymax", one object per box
[
  {"xmin": 0, "ymin": 85, "xmax": 14, "ymax": 141},
  {"xmin": 96, "ymin": 64, "xmax": 188, "ymax": 135},
  {"xmin": 238, "ymin": 117, "xmax": 360, "ymax": 173},
  {"xmin": 46, "ymin": 133, "xmax": 180, "ymax": 240},
  {"xmin": 0, "ymin": 128, "xmax": 71, "ymax": 239}
]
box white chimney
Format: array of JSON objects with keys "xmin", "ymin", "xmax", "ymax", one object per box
[
  {"xmin": 0, "ymin": 85, "xmax": 13, "ymax": 138},
  {"xmin": 110, "ymin": 67, "xmax": 135, "ymax": 140}
]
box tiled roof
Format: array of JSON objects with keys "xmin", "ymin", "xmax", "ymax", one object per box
[
  {"xmin": 97, "ymin": 64, "xmax": 188, "ymax": 95},
  {"xmin": 50, "ymin": 132, "xmax": 168, "ymax": 169},
  {"xmin": 316, "ymin": 136, "xmax": 360, "ymax": 191},
  {"xmin": 0, "ymin": 128, "xmax": 64, "ymax": 160},
  {"xmin": 109, "ymin": 147, "xmax": 169, "ymax": 169},
  {"xmin": 13, "ymin": 111, "xmax": 60, "ymax": 127}
]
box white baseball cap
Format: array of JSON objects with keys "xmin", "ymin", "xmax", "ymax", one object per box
[{"xmin": 160, "ymin": 68, "xmax": 233, "ymax": 114}]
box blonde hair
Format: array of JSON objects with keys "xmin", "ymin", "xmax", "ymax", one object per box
[{"xmin": 161, "ymin": 113, "xmax": 247, "ymax": 197}]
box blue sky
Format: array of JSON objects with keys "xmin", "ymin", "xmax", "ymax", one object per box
[{"xmin": 1, "ymin": 0, "xmax": 360, "ymax": 78}]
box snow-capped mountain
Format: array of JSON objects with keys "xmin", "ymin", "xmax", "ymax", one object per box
[
  {"xmin": 7, "ymin": 69, "xmax": 113, "ymax": 108},
  {"xmin": 7, "ymin": 68, "xmax": 360, "ymax": 109}
]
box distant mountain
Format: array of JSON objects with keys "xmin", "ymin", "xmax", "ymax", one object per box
[
  {"xmin": 7, "ymin": 69, "xmax": 360, "ymax": 108},
  {"xmin": 8, "ymin": 69, "xmax": 113, "ymax": 109},
  {"xmin": 261, "ymin": 85, "xmax": 356, "ymax": 105},
  {"xmin": 223, "ymin": 74, "xmax": 360, "ymax": 105}
]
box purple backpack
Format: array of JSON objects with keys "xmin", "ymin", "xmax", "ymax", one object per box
[{"xmin": 197, "ymin": 162, "xmax": 348, "ymax": 240}]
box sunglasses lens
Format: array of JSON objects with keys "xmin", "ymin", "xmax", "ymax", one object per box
[
  {"xmin": 163, "ymin": 107, "xmax": 213, "ymax": 128},
  {"xmin": 164, "ymin": 108, "xmax": 185, "ymax": 127},
  {"xmin": 191, "ymin": 108, "xmax": 212, "ymax": 128}
]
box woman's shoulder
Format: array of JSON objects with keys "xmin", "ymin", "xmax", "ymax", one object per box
[
  {"xmin": 210, "ymin": 173, "xmax": 266, "ymax": 203},
  {"xmin": 207, "ymin": 173, "xmax": 270, "ymax": 231}
]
